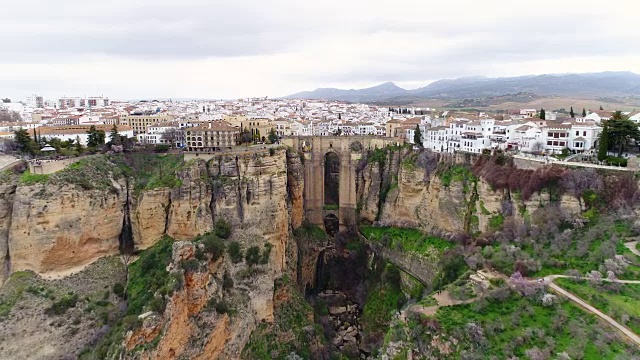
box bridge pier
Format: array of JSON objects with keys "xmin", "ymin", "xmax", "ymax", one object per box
[{"xmin": 283, "ymin": 136, "xmax": 402, "ymax": 233}]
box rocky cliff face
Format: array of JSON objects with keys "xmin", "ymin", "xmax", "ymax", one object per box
[
  {"xmin": 0, "ymin": 181, "xmax": 16, "ymax": 283},
  {"xmin": 8, "ymin": 180, "xmax": 127, "ymax": 276},
  {"xmin": 0, "ymin": 150, "xmax": 299, "ymax": 278},
  {"xmin": 0, "ymin": 149, "xmax": 305, "ymax": 358},
  {"xmin": 357, "ymin": 150, "xmax": 586, "ymax": 236}
]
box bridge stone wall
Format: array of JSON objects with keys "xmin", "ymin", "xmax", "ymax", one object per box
[{"xmin": 283, "ymin": 136, "xmax": 400, "ymax": 231}]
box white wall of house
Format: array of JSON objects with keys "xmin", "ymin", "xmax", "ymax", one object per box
[{"xmin": 42, "ymin": 129, "xmax": 133, "ymax": 146}]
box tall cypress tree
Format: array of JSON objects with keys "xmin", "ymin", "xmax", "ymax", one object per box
[
  {"xmin": 539, "ymin": 108, "xmax": 546, "ymax": 120},
  {"xmin": 414, "ymin": 124, "xmax": 422, "ymax": 146},
  {"xmin": 570, "ymin": 107, "xmax": 575, "ymax": 118},
  {"xmin": 598, "ymin": 122, "xmax": 609, "ymax": 161},
  {"xmin": 582, "ymin": 108, "xmax": 587, "ymax": 117}
]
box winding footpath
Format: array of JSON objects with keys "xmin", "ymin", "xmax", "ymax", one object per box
[
  {"xmin": 406, "ymin": 247, "xmax": 640, "ymax": 346},
  {"xmin": 545, "ymin": 275, "xmax": 640, "ymax": 346},
  {"xmin": 542, "ymin": 242, "xmax": 640, "ymax": 346},
  {"xmin": 625, "ymin": 241, "xmax": 640, "ymax": 257}
]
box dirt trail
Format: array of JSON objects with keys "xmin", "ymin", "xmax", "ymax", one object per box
[
  {"xmin": 547, "ymin": 280, "xmax": 640, "ymax": 346},
  {"xmin": 406, "ymin": 270, "xmax": 640, "ymax": 346},
  {"xmin": 544, "ymin": 273, "xmax": 640, "ymax": 346},
  {"xmin": 409, "ymin": 290, "xmax": 477, "ymax": 316},
  {"xmin": 625, "ymin": 241, "xmax": 640, "ymax": 257}
]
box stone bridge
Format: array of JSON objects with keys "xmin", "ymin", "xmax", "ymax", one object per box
[{"xmin": 283, "ymin": 136, "xmax": 401, "ymax": 234}]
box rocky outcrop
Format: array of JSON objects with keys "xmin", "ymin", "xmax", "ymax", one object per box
[
  {"xmin": 8, "ymin": 181, "xmax": 126, "ymax": 275},
  {"xmin": 132, "ymin": 188, "xmax": 171, "ymax": 249},
  {"xmin": 0, "ymin": 182, "xmax": 16, "ymax": 283},
  {"xmin": 126, "ymin": 241, "xmax": 226, "ymax": 360},
  {"xmin": 166, "ymin": 160, "xmax": 213, "ymax": 240},
  {"xmin": 122, "ymin": 150, "xmax": 298, "ymax": 358},
  {"xmin": 358, "ymin": 150, "xmax": 586, "ymax": 235}
]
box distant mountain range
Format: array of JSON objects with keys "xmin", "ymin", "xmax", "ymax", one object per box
[{"xmin": 283, "ymin": 72, "xmax": 640, "ymax": 103}]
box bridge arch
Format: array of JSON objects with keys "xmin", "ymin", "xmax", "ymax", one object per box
[{"xmin": 282, "ymin": 136, "xmax": 401, "ymax": 234}]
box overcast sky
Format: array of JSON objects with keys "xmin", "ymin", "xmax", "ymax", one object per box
[{"xmin": 1, "ymin": 0, "xmax": 638, "ymax": 101}]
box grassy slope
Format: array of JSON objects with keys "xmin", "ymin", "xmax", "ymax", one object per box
[
  {"xmin": 79, "ymin": 236, "xmax": 177, "ymax": 359},
  {"xmin": 555, "ymin": 278, "xmax": 640, "ymax": 335},
  {"xmin": 433, "ymin": 294, "xmax": 637, "ymax": 359},
  {"xmin": 360, "ymin": 226, "xmax": 452, "ymax": 256}
]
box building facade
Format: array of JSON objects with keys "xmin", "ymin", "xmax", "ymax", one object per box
[{"xmin": 185, "ymin": 121, "xmax": 239, "ymax": 152}]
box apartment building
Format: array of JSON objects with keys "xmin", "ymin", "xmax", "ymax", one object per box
[
  {"xmin": 26, "ymin": 94, "xmax": 44, "ymax": 108},
  {"xmin": 119, "ymin": 112, "xmax": 175, "ymax": 135},
  {"xmin": 185, "ymin": 121, "xmax": 239, "ymax": 152}
]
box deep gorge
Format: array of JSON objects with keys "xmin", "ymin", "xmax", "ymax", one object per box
[{"xmin": 1, "ymin": 145, "xmax": 640, "ymax": 359}]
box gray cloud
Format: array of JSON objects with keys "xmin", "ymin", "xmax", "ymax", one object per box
[
  {"xmin": 0, "ymin": 1, "xmax": 332, "ymax": 61},
  {"xmin": 1, "ymin": 0, "xmax": 639, "ymax": 99}
]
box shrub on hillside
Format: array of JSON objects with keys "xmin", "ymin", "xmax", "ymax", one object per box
[
  {"xmin": 215, "ymin": 219, "xmax": 232, "ymax": 239},
  {"xmin": 227, "ymin": 241, "xmax": 243, "ymax": 263},
  {"xmin": 113, "ymin": 283, "xmax": 125, "ymax": 299},
  {"xmin": 245, "ymin": 246, "xmax": 261, "ymax": 266},
  {"xmin": 46, "ymin": 293, "xmax": 79, "ymax": 315},
  {"xmin": 180, "ymin": 259, "xmax": 200, "ymax": 272},
  {"xmin": 202, "ymin": 234, "xmax": 225, "ymax": 260}
]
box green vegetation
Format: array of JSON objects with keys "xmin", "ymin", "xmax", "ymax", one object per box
[
  {"xmin": 214, "ymin": 218, "xmax": 232, "ymax": 239},
  {"xmin": 110, "ymin": 153, "xmax": 184, "ymax": 194},
  {"xmin": 322, "ymin": 204, "xmax": 339, "ymax": 211},
  {"xmin": 245, "ymin": 246, "xmax": 261, "ymax": 266},
  {"xmin": 180, "ymin": 258, "xmax": 201, "ymax": 272},
  {"xmin": 555, "ymin": 278, "xmax": 640, "ymax": 335},
  {"xmin": 19, "ymin": 170, "xmax": 49, "ymax": 185},
  {"xmin": 112, "ymin": 283, "xmax": 125, "ymax": 299},
  {"xmin": 439, "ymin": 165, "xmax": 476, "ymax": 187},
  {"xmin": 0, "ymin": 271, "xmax": 33, "ymax": 318},
  {"xmin": 427, "ymin": 293, "xmax": 637, "ymax": 359},
  {"xmin": 126, "ymin": 236, "xmax": 177, "ymax": 316},
  {"xmin": 362, "ymin": 263, "xmax": 406, "ymax": 336},
  {"xmin": 601, "ymin": 111, "xmax": 640, "ymax": 157},
  {"xmin": 369, "ymin": 147, "xmax": 387, "ymax": 166},
  {"xmin": 80, "ymin": 236, "xmax": 178, "ymax": 359},
  {"xmin": 260, "ymin": 243, "xmax": 273, "ymax": 264},
  {"xmin": 49, "ymin": 156, "xmax": 123, "ymax": 190},
  {"xmin": 361, "ymin": 226, "xmax": 452, "ymax": 256},
  {"xmin": 413, "ymin": 124, "xmax": 422, "ymax": 146},
  {"xmin": 598, "ymin": 121, "xmax": 610, "ymax": 161},
  {"xmin": 227, "ymin": 241, "xmax": 243, "ymax": 263},
  {"xmin": 488, "ymin": 214, "xmax": 504, "ymax": 231},
  {"xmin": 293, "ymin": 222, "xmax": 328, "ymax": 244},
  {"xmin": 46, "ymin": 292, "xmax": 79, "ymax": 315},
  {"xmin": 484, "ymin": 216, "xmax": 639, "ymax": 278},
  {"xmin": 205, "ymin": 298, "xmax": 230, "ymax": 314},
  {"xmin": 201, "ymin": 233, "xmax": 225, "ymax": 260},
  {"xmin": 604, "ymin": 156, "xmax": 627, "ymax": 167},
  {"xmin": 401, "ymin": 153, "xmax": 417, "ymax": 171},
  {"xmin": 243, "ymin": 276, "xmax": 324, "ymax": 359}
]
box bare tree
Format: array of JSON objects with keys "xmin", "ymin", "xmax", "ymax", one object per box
[
  {"xmin": 531, "ymin": 141, "xmax": 545, "ymax": 155},
  {"xmin": 161, "ymin": 129, "xmax": 178, "ymax": 148},
  {"xmin": 0, "ymin": 110, "xmax": 21, "ymax": 123},
  {"xmin": 120, "ymin": 251, "xmax": 135, "ymax": 300}
]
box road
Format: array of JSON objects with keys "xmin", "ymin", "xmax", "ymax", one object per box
[
  {"xmin": 546, "ymin": 278, "xmax": 640, "ymax": 346},
  {"xmin": 625, "ymin": 241, "xmax": 640, "ymax": 257},
  {"xmin": 405, "ymin": 269, "xmax": 640, "ymax": 346}
]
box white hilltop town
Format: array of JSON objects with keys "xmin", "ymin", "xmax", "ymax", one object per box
[{"xmin": 1, "ymin": 94, "xmax": 640, "ymax": 165}]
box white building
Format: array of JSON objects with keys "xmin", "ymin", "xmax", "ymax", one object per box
[
  {"xmin": 26, "ymin": 94, "xmax": 44, "ymax": 108},
  {"xmin": 38, "ymin": 125, "xmax": 133, "ymax": 146}
]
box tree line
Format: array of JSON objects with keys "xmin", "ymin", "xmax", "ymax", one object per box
[{"xmin": 12, "ymin": 124, "xmax": 134, "ymax": 156}]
